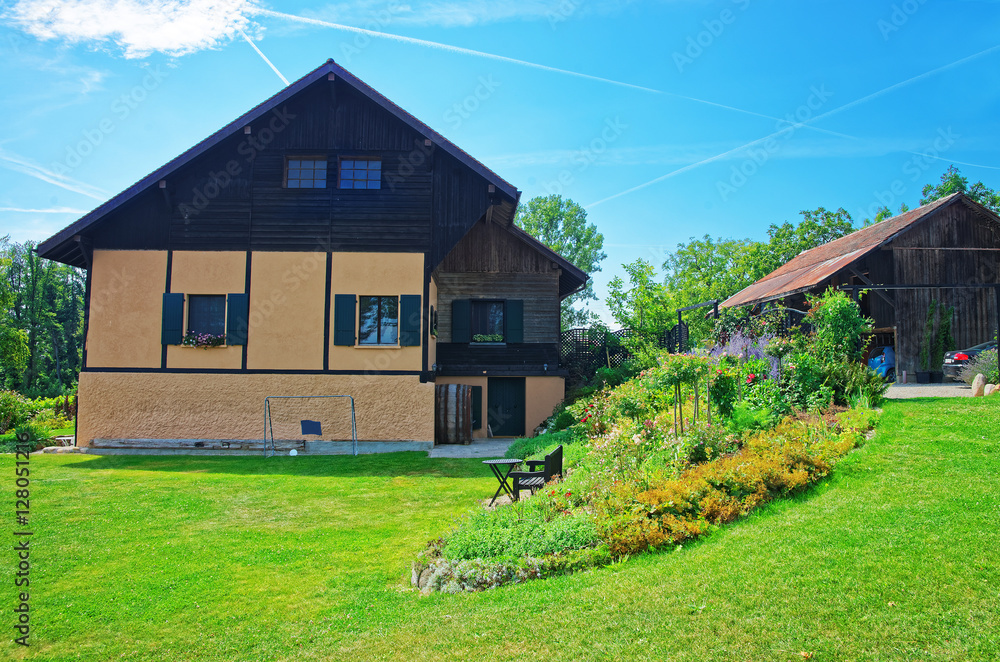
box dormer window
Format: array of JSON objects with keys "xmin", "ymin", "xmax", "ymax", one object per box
[
  {"xmin": 286, "ymin": 157, "xmax": 327, "ymax": 188},
  {"xmin": 339, "ymin": 158, "xmax": 381, "ymax": 189}
]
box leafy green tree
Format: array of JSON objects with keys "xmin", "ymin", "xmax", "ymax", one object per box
[
  {"xmin": 606, "ymin": 259, "xmax": 672, "ymax": 335},
  {"xmin": 762, "ymin": 207, "xmax": 855, "ymax": 268},
  {"xmin": 515, "ymin": 195, "xmax": 606, "ymax": 328},
  {"xmin": 920, "ymin": 165, "xmax": 1000, "ymax": 211},
  {"xmin": 662, "ymin": 235, "xmax": 756, "ymax": 342},
  {"xmin": 2, "ymin": 241, "xmax": 84, "ymax": 395},
  {"xmin": 0, "ymin": 237, "xmax": 29, "ymax": 387}
]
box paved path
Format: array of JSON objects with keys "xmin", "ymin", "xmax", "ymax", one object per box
[
  {"xmin": 886, "ymin": 382, "xmax": 972, "ymax": 398},
  {"xmin": 428, "ymin": 438, "xmax": 514, "ymax": 458}
]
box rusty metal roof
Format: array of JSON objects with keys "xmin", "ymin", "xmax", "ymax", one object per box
[{"xmin": 722, "ymin": 193, "xmax": 965, "ymax": 308}]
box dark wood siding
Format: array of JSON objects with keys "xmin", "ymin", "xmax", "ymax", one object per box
[
  {"xmin": 436, "ymin": 273, "xmax": 560, "ymax": 344},
  {"xmin": 85, "ymin": 75, "xmax": 504, "ymax": 261}
]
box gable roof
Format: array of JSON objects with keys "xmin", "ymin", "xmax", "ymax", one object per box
[
  {"xmin": 722, "ymin": 193, "xmax": 999, "ymax": 308},
  {"xmin": 37, "ymin": 59, "xmax": 519, "ymax": 264}
]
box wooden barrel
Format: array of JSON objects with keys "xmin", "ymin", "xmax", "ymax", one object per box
[{"xmin": 435, "ymin": 384, "xmax": 473, "ymax": 445}]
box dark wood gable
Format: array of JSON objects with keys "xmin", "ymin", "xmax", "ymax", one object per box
[
  {"xmin": 437, "ymin": 219, "xmax": 561, "ymax": 275},
  {"xmin": 39, "ymin": 61, "xmax": 517, "ymax": 268}
]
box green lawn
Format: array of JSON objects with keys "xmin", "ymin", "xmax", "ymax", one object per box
[{"xmin": 3, "ymin": 398, "xmax": 999, "ymax": 661}]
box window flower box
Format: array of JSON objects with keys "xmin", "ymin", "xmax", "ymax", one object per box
[{"xmin": 181, "ymin": 332, "xmax": 226, "ymax": 348}]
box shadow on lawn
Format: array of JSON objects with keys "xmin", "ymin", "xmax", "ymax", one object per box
[{"xmin": 60, "ymin": 451, "xmax": 489, "ymax": 479}]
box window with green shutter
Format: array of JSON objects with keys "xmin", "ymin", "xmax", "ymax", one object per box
[
  {"xmin": 451, "ymin": 299, "xmax": 470, "ymax": 343},
  {"xmin": 399, "ymin": 295, "xmax": 421, "ymax": 346},
  {"xmin": 333, "ymin": 294, "xmax": 356, "ymax": 346},
  {"xmin": 226, "ymin": 293, "xmax": 249, "ymax": 345},
  {"xmin": 505, "ymin": 299, "xmax": 524, "ymax": 343},
  {"xmin": 161, "ymin": 293, "xmax": 185, "ymax": 345}
]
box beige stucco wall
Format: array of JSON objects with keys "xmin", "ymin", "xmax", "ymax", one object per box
[
  {"xmin": 170, "ymin": 251, "xmax": 247, "ymax": 294},
  {"xmin": 525, "ymin": 376, "xmax": 566, "ymax": 434},
  {"xmin": 87, "ymin": 250, "xmax": 167, "ymax": 368},
  {"xmin": 328, "ymin": 252, "xmax": 424, "ymax": 371},
  {"xmin": 434, "ymin": 375, "xmax": 565, "ymax": 438},
  {"xmin": 247, "ymin": 252, "xmax": 327, "ymax": 370},
  {"xmin": 76, "ymin": 371, "xmax": 434, "ymax": 445},
  {"xmin": 167, "ymin": 251, "xmax": 247, "ymax": 370}
]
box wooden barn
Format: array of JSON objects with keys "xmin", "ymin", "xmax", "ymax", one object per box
[{"xmin": 722, "ymin": 193, "xmax": 1000, "ymax": 376}]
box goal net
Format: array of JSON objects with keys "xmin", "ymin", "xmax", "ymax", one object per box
[{"xmin": 263, "ymin": 395, "xmax": 357, "ymax": 457}]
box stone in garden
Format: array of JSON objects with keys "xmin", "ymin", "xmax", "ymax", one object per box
[
  {"xmin": 971, "ymin": 373, "xmax": 986, "ymax": 397},
  {"xmin": 418, "ymin": 567, "xmax": 432, "ymax": 590},
  {"xmin": 986, "ymin": 384, "xmax": 997, "ymax": 397}
]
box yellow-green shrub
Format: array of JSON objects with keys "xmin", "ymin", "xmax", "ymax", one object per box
[{"xmin": 595, "ymin": 414, "xmax": 871, "ymax": 556}]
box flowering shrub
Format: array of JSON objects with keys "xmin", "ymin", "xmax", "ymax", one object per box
[
  {"xmin": 680, "ymin": 421, "xmax": 740, "ymax": 465},
  {"xmin": 596, "ymin": 412, "xmax": 870, "ymax": 556},
  {"xmin": 181, "ymin": 332, "xmax": 226, "ymax": 348},
  {"xmin": 415, "ymin": 317, "xmax": 883, "ymax": 593},
  {"xmin": 960, "ymin": 347, "xmax": 999, "ymax": 386}
]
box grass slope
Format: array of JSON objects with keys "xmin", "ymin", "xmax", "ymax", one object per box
[{"xmin": 3, "ymin": 398, "xmax": 999, "ymax": 661}]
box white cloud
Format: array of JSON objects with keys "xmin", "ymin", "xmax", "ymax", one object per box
[{"xmin": 4, "ymin": 0, "xmax": 260, "ymax": 58}]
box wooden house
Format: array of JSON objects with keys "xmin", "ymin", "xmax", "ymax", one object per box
[
  {"xmin": 37, "ymin": 60, "xmax": 586, "ymax": 451},
  {"xmin": 722, "ymin": 193, "xmax": 1000, "ymax": 376}
]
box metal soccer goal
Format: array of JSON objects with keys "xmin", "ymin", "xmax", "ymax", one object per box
[{"xmin": 263, "ymin": 395, "xmax": 357, "ymax": 457}]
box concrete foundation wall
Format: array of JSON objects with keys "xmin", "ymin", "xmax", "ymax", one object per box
[{"xmin": 77, "ymin": 372, "xmax": 434, "ymax": 446}]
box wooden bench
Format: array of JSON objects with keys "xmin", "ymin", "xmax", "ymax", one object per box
[{"xmin": 509, "ymin": 444, "xmax": 563, "ymax": 501}]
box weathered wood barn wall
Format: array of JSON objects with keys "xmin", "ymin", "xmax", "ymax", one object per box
[
  {"xmin": 723, "ymin": 193, "xmax": 1000, "ymax": 376},
  {"xmin": 885, "ymin": 199, "xmax": 1000, "ymax": 374}
]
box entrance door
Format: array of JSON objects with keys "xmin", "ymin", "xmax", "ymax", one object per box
[{"xmin": 487, "ymin": 377, "xmax": 525, "ymax": 437}]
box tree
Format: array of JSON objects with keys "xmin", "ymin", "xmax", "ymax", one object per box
[
  {"xmin": 515, "ymin": 195, "xmax": 606, "ymax": 329},
  {"xmin": 920, "ymin": 165, "xmax": 1000, "ymax": 211},
  {"xmin": 606, "ymin": 259, "xmax": 673, "ymax": 337},
  {"xmin": 662, "ymin": 236, "xmax": 756, "ymax": 342},
  {"xmin": 762, "ymin": 206, "xmax": 855, "ymax": 268},
  {"xmin": 1, "ymin": 241, "xmax": 84, "ymax": 395},
  {"xmin": 0, "ymin": 237, "xmax": 29, "ymax": 387}
]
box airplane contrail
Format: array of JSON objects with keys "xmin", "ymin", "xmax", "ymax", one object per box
[
  {"xmin": 239, "ymin": 28, "xmax": 289, "ymax": 85},
  {"xmin": 585, "ymin": 44, "xmax": 1000, "ymax": 209},
  {"xmin": 254, "ymin": 7, "xmax": 663, "ymax": 94},
  {"xmin": 0, "ymin": 149, "xmax": 108, "ymax": 201}
]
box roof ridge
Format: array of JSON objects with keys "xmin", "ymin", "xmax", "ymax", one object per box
[{"xmin": 38, "ymin": 59, "xmax": 519, "ymax": 260}]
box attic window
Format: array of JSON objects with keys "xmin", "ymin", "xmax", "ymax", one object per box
[
  {"xmin": 339, "ymin": 158, "xmax": 381, "ymax": 189},
  {"xmin": 286, "ymin": 157, "xmax": 327, "ymax": 188}
]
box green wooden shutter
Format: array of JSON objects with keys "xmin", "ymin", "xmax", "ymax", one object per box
[
  {"xmin": 506, "ymin": 299, "xmax": 524, "ymax": 343},
  {"xmin": 161, "ymin": 293, "xmax": 185, "ymax": 345},
  {"xmin": 226, "ymin": 293, "xmax": 249, "ymax": 345},
  {"xmin": 333, "ymin": 294, "xmax": 356, "ymax": 346},
  {"xmin": 471, "ymin": 385, "xmax": 482, "ymax": 430},
  {"xmin": 399, "ymin": 295, "xmax": 421, "ymax": 346},
  {"xmin": 451, "ymin": 299, "xmax": 470, "ymax": 343}
]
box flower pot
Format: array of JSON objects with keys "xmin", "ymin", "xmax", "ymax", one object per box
[
  {"xmin": 916, "ymin": 371, "xmax": 931, "ymax": 384},
  {"xmin": 930, "ymin": 371, "xmax": 944, "ymax": 383}
]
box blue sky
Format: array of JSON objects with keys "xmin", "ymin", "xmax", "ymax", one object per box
[{"xmin": 2, "ymin": 0, "xmax": 999, "ymax": 322}]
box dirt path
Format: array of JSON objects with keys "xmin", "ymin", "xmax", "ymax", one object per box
[{"xmin": 886, "ymin": 382, "xmax": 973, "ymax": 398}]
